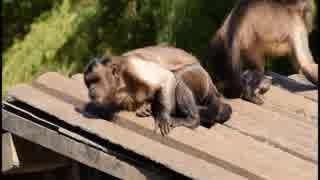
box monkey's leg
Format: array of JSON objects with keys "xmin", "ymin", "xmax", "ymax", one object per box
[
  {"xmin": 136, "ymin": 103, "xmax": 152, "ymax": 117},
  {"xmin": 172, "ymin": 79, "xmax": 201, "ymax": 129},
  {"xmin": 151, "ymin": 92, "xmax": 173, "ymax": 136},
  {"xmin": 203, "ymin": 80, "xmax": 232, "ymax": 125},
  {"xmin": 223, "ymin": 40, "xmax": 244, "ymax": 98},
  {"xmin": 290, "ymin": 18, "xmax": 318, "ymax": 86}
]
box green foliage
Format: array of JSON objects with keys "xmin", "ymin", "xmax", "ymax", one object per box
[
  {"xmin": 2, "ymin": 0, "xmax": 319, "ymax": 98},
  {"xmin": 3, "ymin": 0, "xmax": 100, "ymax": 95},
  {"xmin": 2, "ymin": 0, "xmax": 58, "ymax": 51}
]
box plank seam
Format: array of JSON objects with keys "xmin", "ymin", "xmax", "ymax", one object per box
[{"xmin": 222, "ymin": 124, "xmax": 316, "ymax": 164}]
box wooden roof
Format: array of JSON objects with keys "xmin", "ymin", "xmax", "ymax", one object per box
[{"xmin": 2, "ymin": 72, "xmax": 318, "ymax": 180}]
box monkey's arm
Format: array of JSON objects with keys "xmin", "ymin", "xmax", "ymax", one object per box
[{"xmin": 150, "ymin": 76, "xmax": 177, "ymax": 136}]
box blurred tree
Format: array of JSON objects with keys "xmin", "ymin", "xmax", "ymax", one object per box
[
  {"xmin": 2, "ymin": 0, "xmax": 59, "ymax": 51},
  {"xmin": 3, "ymin": 0, "xmax": 100, "ymax": 95},
  {"xmin": 2, "ymin": 0, "xmax": 318, "ymax": 97}
]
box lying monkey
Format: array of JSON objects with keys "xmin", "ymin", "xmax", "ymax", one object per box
[
  {"xmin": 208, "ymin": 0, "xmax": 318, "ymax": 104},
  {"xmin": 84, "ymin": 46, "xmax": 232, "ymax": 136}
]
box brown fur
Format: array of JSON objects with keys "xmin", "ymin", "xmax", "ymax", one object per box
[
  {"xmin": 84, "ymin": 46, "xmax": 232, "ymax": 135},
  {"xmin": 208, "ymin": 0, "xmax": 317, "ymax": 104}
]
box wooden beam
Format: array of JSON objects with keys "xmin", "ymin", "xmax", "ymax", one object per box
[{"xmin": 2, "ymin": 132, "xmax": 19, "ymax": 172}]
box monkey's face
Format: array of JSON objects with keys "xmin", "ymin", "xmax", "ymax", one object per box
[{"xmin": 84, "ymin": 58, "xmax": 121, "ymax": 109}]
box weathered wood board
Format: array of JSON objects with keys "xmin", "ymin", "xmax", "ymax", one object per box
[
  {"xmin": 267, "ymin": 71, "xmax": 318, "ymax": 102},
  {"xmin": 3, "ymin": 72, "xmax": 318, "ymax": 180},
  {"xmin": 41, "ymin": 72, "xmax": 318, "ymax": 163}
]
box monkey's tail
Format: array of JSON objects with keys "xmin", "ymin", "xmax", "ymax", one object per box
[{"xmin": 224, "ymin": 38, "xmax": 243, "ymax": 98}]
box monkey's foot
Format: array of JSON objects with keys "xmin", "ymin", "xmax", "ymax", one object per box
[
  {"xmin": 136, "ymin": 103, "xmax": 152, "ymax": 117},
  {"xmin": 242, "ymin": 93, "xmax": 264, "ymax": 105},
  {"xmin": 215, "ymin": 103, "xmax": 232, "ymax": 123},
  {"xmin": 256, "ymin": 77, "xmax": 272, "ymax": 95}
]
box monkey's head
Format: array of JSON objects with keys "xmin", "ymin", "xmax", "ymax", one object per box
[{"xmin": 84, "ymin": 56, "xmax": 123, "ymax": 110}]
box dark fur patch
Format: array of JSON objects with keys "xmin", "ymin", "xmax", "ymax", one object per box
[
  {"xmin": 175, "ymin": 78, "xmax": 199, "ymax": 119},
  {"xmin": 84, "ymin": 57, "xmax": 100, "ymax": 75}
]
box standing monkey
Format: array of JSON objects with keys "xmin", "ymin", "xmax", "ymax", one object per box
[{"xmin": 208, "ymin": 0, "xmax": 318, "ymax": 104}]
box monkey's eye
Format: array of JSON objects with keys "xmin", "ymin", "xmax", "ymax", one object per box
[
  {"xmin": 90, "ymin": 77, "xmax": 100, "ymax": 84},
  {"xmin": 86, "ymin": 74, "xmax": 100, "ymax": 84}
]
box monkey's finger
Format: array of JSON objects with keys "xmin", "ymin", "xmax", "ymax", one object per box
[
  {"xmin": 160, "ymin": 122, "xmax": 168, "ymax": 136},
  {"xmin": 165, "ymin": 122, "xmax": 171, "ymax": 135},
  {"xmin": 163, "ymin": 121, "xmax": 172, "ymax": 136},
  {"xmin": 160, "ymin": 124, "xmax": 165, "ymax": 136}
]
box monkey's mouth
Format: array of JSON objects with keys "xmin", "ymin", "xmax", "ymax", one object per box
[
  {"xmin": 88, "ymin": 96, "xmax": 114, "ymax": 109},
  {"xmin": 79, "ymin": 102, "xmax": 116, "ymax": 120}
]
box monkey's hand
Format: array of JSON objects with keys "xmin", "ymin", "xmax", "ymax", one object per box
[{"xmin": 153, "ymin": 116, "xmax": 173, "ymax": 136}]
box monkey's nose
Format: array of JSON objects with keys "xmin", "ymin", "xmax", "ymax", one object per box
[
  {"xmin": 89, "ymin": 87, "xmax": 97, "ymax": 100},
  {"xmin": 89, "ymin": 92, "xmax": 96, "ymax": 100}
]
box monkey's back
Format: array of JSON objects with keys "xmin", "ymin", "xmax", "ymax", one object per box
[
  {"xmin": 123, "ymin": 46, "xmax": 199, "ymax": 72},
  {"xmin": 175, "ymin": 64, "xmax": 213, "ymax": 105}
]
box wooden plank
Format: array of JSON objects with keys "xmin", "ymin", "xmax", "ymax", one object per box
[
  {"xmin": 262, "ymin": 72, "xmax": 318, "ymax": 120},
  {"xmin": 267, "ymin": 72, "xmax": 317, "ymax": 102},
  {"xmin": 6, "ymin": 85, "xmax": 244, "ymax": 180},
  {"xmin": 29, "ymin": 72, "xmax": 317, "ymax": 179},
  {"xmin": 117, "ymin": 111, "xmax": 316, "ymax": 180},
  {"xmin": 2, "ymin": 110, "xmax": 172, "ymax": 180},
  {"xmin": 2, "ymin": 132, "xmax": 20, "ymax": 172},
  {"xmin": 67, "ymin": 73, "xmax": 317, "ymax": 163},
  {"xmin": 261, "ymin": 85, "xmax": 317, "ymax": 121},
  {"xmin": 3, "ymin": 101, "xmax": 108, "ymax": 153},
  {"xmin": 225, "ymin": 99, "xmax": 317, "ymax": 163},
  {"xmin": 288, "ymin": 74, "xmax": 318, "ymax": 101}
]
